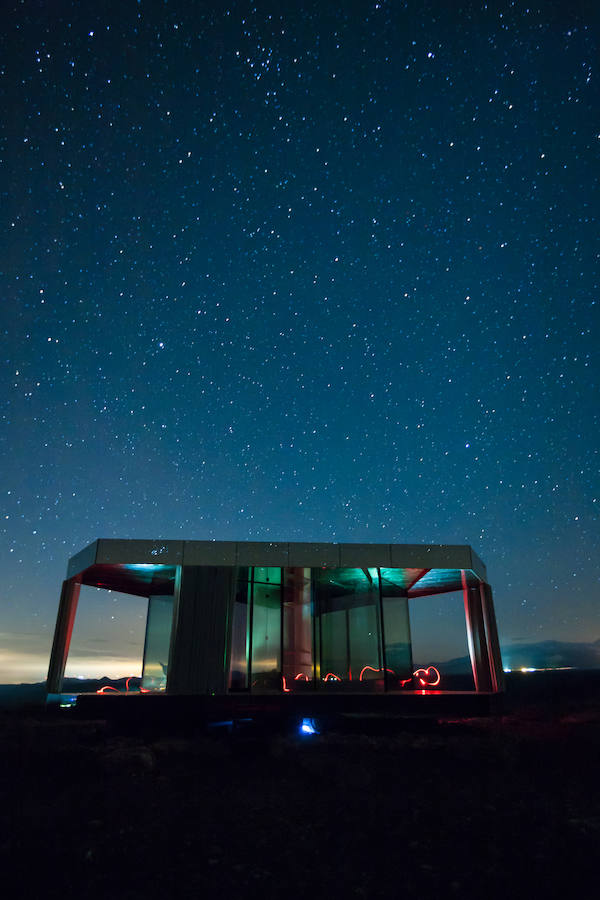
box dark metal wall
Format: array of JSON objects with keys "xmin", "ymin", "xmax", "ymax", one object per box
[{"xmin": 166, "ymin": 566, "xmax": 237, "ymax": 695}]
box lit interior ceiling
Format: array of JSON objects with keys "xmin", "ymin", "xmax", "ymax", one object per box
[
  {"xmin": 81, "ymin": 564, "xmax": 176, "ymax": 597},
  {"xmin": 408, "ymin": 568, "xmax": 480, "ymax": 597},
  {"xmin": 77, "ymin": 563, "xmax": 481, "ymax": 599}
]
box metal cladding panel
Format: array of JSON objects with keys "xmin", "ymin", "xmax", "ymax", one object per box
[
  {"xmin": 339, "ymin": 543, "xmax": 392, "ymax": 567},
  {"xmin": 183, "ymin": 541, "xmax": 238, "ymax": 566},
  {"xmin": 95, "ymin": 539, "xmax": 184, "ymax": 566},
  {"xmin": 390, "ymin": 544, "xmax": 473, "ymax": 570},
  {"xmin": 287, "ymin": 542, "xmax": 341, "ymax": 568},
  {"xmin": 468, "ymin": 547, "xmax": 487, "ymax": 581},
  {"xmin": 235, "ymin": 542, "xmax": 290, "ymax": 566},
  {"xmin": 167, "ymin": 566, "xmax": 235, "ymax": 694},
  {"xmin": 67, "ymin": 541, "xmax": 98, "ymax": 578},
  {"xmin": 67, "ymin": 540, "xmax": 485, "ymax": 578}
]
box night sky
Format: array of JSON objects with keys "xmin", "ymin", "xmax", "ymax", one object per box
[{"xmin": 1, "ymin": 0, "xmax": 598, "ymax": 683}]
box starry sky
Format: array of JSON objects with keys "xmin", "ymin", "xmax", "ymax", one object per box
[{"xmin": 1, "ymin": 0, "xmax": 598, "ymax": 683}]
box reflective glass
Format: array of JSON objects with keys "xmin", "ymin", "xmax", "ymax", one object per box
[
  {"xmin": 381, "ymin": 596, "xmax": 413, "ymax": 689},
  {"xmin": 63, "ymin": 586, "xmax": 147, "ymax": 683},
  {"xmin": 409, "ymin": 589, "xmax": 475, "ymax": 690},
  {"xmin": 282, "ymin": 567, "xmax": 313, "ymax": 690},
  {"xmin": 229, "ymin": 568, "xmax": 250, "ymax": 690},
  {"xmin": 250, "ymin": 577, "xmax": 282, "ymax": 691},
  {"xmin": 314, "ymin": 568, "xmax": 383, "ymax": 690},
  {"xmin": 252, "ymin": 566, "xmax": 281, "ymax": 585},
  {"xmin": 141, "ymin": 595, "xmax": 174, "ymax": 691}
]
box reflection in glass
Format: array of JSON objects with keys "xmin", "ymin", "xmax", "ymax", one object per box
[
  {"xmin": 253, "ymin": 566, "xmax": 281, "ymax": 585},
  {"xmin": 283, "ymin": 567, "xmax": 313, "ymax": 689},
  {"xmin": 229, "ymin": 568, "xmax": 250, "ymax": 690},
  {"xmin": 381, "ymin": 597, "xmax": 413, "ymax": 689},
  {"xmin": 314, "ymin": 568, "xmax": 383, "ymax": 690},
  {"xmin": 410, "ymin": 590, "xmax": 475, "ymax": 690},
  {"xmin": 223, "ymin": 566, "xmax": 473, "ymax": 694},
  {"xmin": 250, "ymin": 577, "xmax": 282, "ymax": 691},
  {"xmin": 141, "ymin": 595, "xmax": 174, "ymax": 691}
]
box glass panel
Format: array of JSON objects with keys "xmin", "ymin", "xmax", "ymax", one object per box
[
  {"xmin": 253, "ymin": 566, "xmax": 281, "ymax": 585},
  {"xmin": 63, "ymin": 585, "xmax": 147, "ymax": 685},
  {"xmin": 314, "ymin": 568, "xmax": 382, "ymax": 690},
  {"xmin": 229, "ymin": 568, "xmax": 250, "ymax": 690},
  {"xmin": 409, "ymin": 589, "xmax": 475, "ymax": 690},
  {"xmin": 250, "ymin": 574, "xmax": 282, "ymax": 691},
  {"xmin": 141, "ymin": 595, "xmax": 174, "ymax": 691},
  {"xmin": 382, "ymin": 596, "xmax": 413, "ymax": 690},
  {"xmin": 282, "ymin": 568, "xmax": 313, "ymax": 691}
]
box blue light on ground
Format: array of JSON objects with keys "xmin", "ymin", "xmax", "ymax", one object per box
[
  {"xmin": 59, "ymin": 695, "xmax": 78, "ymax": 708},
  {"xmin": 300, "ymin": 718, "xmax": 319, "ymax": 735}
]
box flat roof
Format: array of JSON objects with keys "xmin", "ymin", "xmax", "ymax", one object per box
[{"xmin": 66, "ymin": 539, "xmax": 487, "ymax": 598}]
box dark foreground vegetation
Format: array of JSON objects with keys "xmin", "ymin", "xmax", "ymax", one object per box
[{"xmin": 1, "ymin": 671, "xmax": 598, "ymax": 899}]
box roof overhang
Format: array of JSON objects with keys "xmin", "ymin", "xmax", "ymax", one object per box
[{"xmin": 66, "ymin": 539, "xmax": 487, "ymax": 599}]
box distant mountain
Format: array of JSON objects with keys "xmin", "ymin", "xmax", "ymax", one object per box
[
  {"xmin": 433, "ymin": 639, "xmax": 600, "ymax": 673},
  {"xmin": 500, "ymin": 639, "xmax": 600, "ymax": 670},
  {"xmin": 0, "ymin": 676, "xmax": 142, "ymax": 710}
]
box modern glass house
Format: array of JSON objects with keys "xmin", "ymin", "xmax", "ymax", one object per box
[{"xmin": 47, "ymin": 540, "xmax": 504, "ymax": 702}]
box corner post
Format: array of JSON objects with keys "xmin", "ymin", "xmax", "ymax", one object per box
[
  {"xmin": 46, "ymin": 577, "xmax": 81, "ymax": 694},
  {"xmin": 480, "ymin": 582, "xmax": 505, "ymax": 692},
  {"xmin": 462, "ymin": 571, "xmax": 493, "ymax": 692}
]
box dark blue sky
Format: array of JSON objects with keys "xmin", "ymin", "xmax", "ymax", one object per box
[{"xmin": 1, "ymin": 0, "xmax": 598, "ymax": 681}]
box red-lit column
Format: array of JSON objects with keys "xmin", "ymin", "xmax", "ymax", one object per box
[
  {"xmin": 46, "ymin": 577, "xmax": 81, "ymax": 694},
  {"xmin": 462, "ymin": 571, "xmax": 493, "ymax": 693},
  {"xmin": 480, "ymin": 582, "xmax": 505, "ymax": 692}
]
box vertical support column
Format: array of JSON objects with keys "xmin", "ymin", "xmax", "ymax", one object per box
[
  {"xmin": 166, "ymin": 565, "xmax": 236, "ymax": 694},
  {"xmin": 282, "ymin": 567, "xmax": 313, "ymax": 683},
  {"xmin": 46, "ymin": 577, "xmax": 81, "ymax": 694},
  {"xmin": 312, "ymin": 568, "xmax": 321, "ymax": 686},
  {"xmin": 377, "ymin": 569, "xmax": 388, "ymax": 692},
  {"xmin": 247, "ymin": 568, "xmax": 254, "ymax": 689},
  {"xmin": 480, "ymin": 582, "xmax": 505, "ymax": 692},
  {"xmin": 166, "ymin": 564, "xmax": 183, "ymax": 689},
  {"xmin": 462, "ymin": 571, "xmax": 493, "ymax": 693}
]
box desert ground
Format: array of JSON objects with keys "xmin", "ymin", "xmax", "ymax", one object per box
[{"xmin": 1, "ymin": 670, "xmax": 598, "ymax": 899}]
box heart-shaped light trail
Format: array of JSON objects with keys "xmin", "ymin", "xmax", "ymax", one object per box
[{"xmin": 413, "ymin": 666, "xmax": 441, "ymax": 687}]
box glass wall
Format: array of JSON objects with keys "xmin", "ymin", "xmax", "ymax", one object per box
[
  {"xmin": 282, "ymin": 567, "xmax": 313, "ymax": 690},
  {"xmin": 379, "ymin": 569, "xmax": 414, "ymax": 690},
  {"xmin": 409, "ymin": 589, "xmax": 475, "ymax": 690},
  {"xmin": 141, "ymin": 595, "xmax": 174, "ymax": 691},
  {"xmin": 229, "ymin": 567, "xmax": 250, "ymax": 690},
  {"xmin": 63, "ymin": 586, "xmax": 147, "ymax": 683},
  {"xmin": 313, "ymin": 568, "xmax": 383, "ymax": 691},
  {"xmin": 250, "ymin": 567, "xmax": 282, "ymax": 692},
  {"xmin": 226, "ymin": 566, "xmax": 475, "ymax": 694}
]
